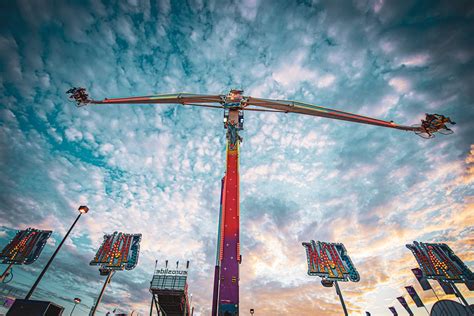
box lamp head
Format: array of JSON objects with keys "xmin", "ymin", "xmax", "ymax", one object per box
[
  {"xmin": 78, "ymin": 205, "xmax": 89, "ymax": 214},
  {"xmin": 74, "ymin": 297, "xmax": 81, "ymax": 304}
]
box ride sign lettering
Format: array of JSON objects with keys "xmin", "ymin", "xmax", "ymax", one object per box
[
  {"xmin": 90, "ymin": 231, "xmax": 142, "ymax": 271},
  {"xmin": 302, "ymin": 240, "xmax": 359, "ymax": 282},
  {"xmin": 406, "ymin": 241, "xmax": 473, "ymax": 283}
]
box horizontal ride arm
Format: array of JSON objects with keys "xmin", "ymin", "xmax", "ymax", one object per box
[
  {"xmin": 247, "ymin": 97, "xmax": 420, "ymax": 132},
  {"xmin": 90, "ymin": 93, "xmax": 225, "ymax": 105}
]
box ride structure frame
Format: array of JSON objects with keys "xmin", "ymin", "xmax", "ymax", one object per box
[
  {"xmin": 68, "ymin": 88, "xmax": 454, "ymax": 316},
  {"xmin": 213, "ymin": 108, "xmax": 242, "ymax": 315}
]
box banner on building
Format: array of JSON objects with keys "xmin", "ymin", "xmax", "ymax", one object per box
[
  {"xmin": 302, "ymin": 240, "xmax": 359, "ymax": 282},
  {"xmin": 0, "ymin": 228, "xmax": 52, "ymax": 265},
  {"xmin": 405, "ymin": 286, "xmax": 424, "ymax": 308},
  {"xmin": 90, "ymin": 232, "xmax": 142, "ymax": 271}
]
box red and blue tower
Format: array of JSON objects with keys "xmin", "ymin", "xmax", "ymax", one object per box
[{"xmin": 212, "ymin": 91, "xmax": 244, "ymax": 316}]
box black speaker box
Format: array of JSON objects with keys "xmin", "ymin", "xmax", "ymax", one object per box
[{"xmin": 7, "ymin": 299, "xmax": 64, "ymax": 316}]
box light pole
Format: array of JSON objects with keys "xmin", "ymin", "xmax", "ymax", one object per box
[
  {"xmin": 451, "ymin": 283, "xmax": 473, "ymax": 313},
  {"xmin": 250, "ymin": 308, "xmax": 254, "ymax": 315},
  {"xmin": 190, "ymin": 293, "xmax": 193, "ymax": 314},
  {"xmin": 334, "ymin": 281, "xmax": 348, "ymax": 316},
  {"xmin": 70, "ymin": 297, "xmax": 81, "ymax": 316},
  {"xmin": 25, "ymin": 205, "xmax": 89, "ymax": 300},
  {"xmin": 90, "ymin": 270, "xmax": 115, "ymax": 316},
  {"xmin": 0, "ymin": 262, "xmax": 13, "ymax": 282}
]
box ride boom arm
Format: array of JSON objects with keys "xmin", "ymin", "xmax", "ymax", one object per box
[
  {"xmin": 68, "ymin": 87, "xmax": 450, "ymax": 135},
  {"xmin": 246, "ymin": 97, "xmax": 420, "ymax": 132},
  {"xmin": 92, "ymin": 93, "xmax": 224, "ymax": 105},
  {"xmin": 68, "ymin": 88, "xmax": 225, "ymax": 109}
]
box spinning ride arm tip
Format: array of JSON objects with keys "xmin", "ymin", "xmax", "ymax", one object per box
[
  {"xmin": 66, "ymin": 87, "xmax": 92, "ymax": 107},
  {"xmin": 414, "ymin": 113, "xmax": 456, "ymax": 138}
]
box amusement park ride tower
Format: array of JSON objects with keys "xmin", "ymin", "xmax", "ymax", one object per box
[{"xmin": 68, "ymin": 87, "xmax": 454, "ymax": 316}]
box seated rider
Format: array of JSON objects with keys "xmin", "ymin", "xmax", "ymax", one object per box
[
  {"xmin": 422, "ymin": 113, "xmax": 456, "ymax": 133},
  {"xmin": 67, "ymin": 87, "xmax": 89, "ymax": 104},
  {"xmin": 421, "ymin": 114, "xmax": 434, "ymax": 132},
  {"xmin": 440, "ymin": 114, "xmax": 455, "ymax": 125},
  {"xmin": 66, "ymin": 88, "xmax": 77, "ymax": 94}
]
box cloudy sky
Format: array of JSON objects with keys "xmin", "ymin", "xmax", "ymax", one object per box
[{"xmin": 0, "ymin": 0, "xmax": 473, "ymax": 315}]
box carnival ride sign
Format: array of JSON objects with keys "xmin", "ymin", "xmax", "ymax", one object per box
[
  {"xmin": 155, "ymin": 268, "xmax": 188, "ymax": 276},
  {"xmin": 151, "ymin": 268, "xmax": 188, "ymax": 292},
  {"xmin": 90, "ymin": 232, "xmax": 141, "ymax": 271},
  {"xmin": 0, "ymin": 228, "xmax": 52, "ymax": 265},
  {"xmin": 302, "ymin": 240, "xmax": 359, "ymax": 282},
  {"xmin": 406, "ymin": 241, "xmax": 473, "ymax": 283}
]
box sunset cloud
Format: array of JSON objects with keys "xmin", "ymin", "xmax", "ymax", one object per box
[{"xmin": 0, "ymin": 1, "xmax": 473, "ymax": 315}]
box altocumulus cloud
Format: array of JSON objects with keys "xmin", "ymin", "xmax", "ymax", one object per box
[{"xmin": 0, "ymin": 0, "xmax": 473, "ymax": 315}]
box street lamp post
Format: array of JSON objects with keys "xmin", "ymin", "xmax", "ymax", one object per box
[
  {"xmin": 334, "ymin": 280, "xmax": 348, "ymax": 316},
  {"xmin": 25, "ymin": 205, "xmax": 89, "ymax": 300},
  {"xmin": 0, "ymin": 262, "xmax": 14, "ymax": 283},
  {"xmin": 90, "ymin": 270, "xmax": 114, "ymax": 316},
  {"xmin": 70, "ymin": 297, "xmax": 81, "ymax": 316},
  {"xmin": 189, "ymin": 293, "xmax": 193, "ymax": 315}
]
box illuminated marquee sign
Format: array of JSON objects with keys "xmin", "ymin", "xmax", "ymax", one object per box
[
  {"xmin": 90, "ymin": 232, "xmax": 141, "ymax": 271},
  {"xmin": 151, "ymin": 268, "xmax": 188, "ymax": 292},
  {"xmin": 406, "ymin": 241, "xmax": 473, "ymax": 283},
  {"xmin": 0, "ymin": 228, "xmax": 51, "ymax": 265},
  {"xmin": 302, "ymin": 240, "xmax": 359, "ymax": 282}
]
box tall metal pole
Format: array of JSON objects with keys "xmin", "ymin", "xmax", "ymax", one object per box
[
  {"xmin": 187, "ymin": 293, "xmax": 192, "ymax": 316},
  {"xmin": 149, "ymin": 295, "xmax": 154, "ymax": 316},
  {"xmin": 25, "ymin": 206, "xmax": 89, "ymax": 300},
  {"xmin": 451, "ymin": 283, "xmax": 473, "ymax": 313},
  {"xmin": 153, "ymin": 294, "xmax": 161, "ymax": 316},
  {"xmin": 430, "ymin": 287, "xmax": 451, "ymax": 316},
  {"xmin": 334, "ymin": 281, "xmax": 348, "ymax": 316},
  {"xmin": 423, "ymin": 305, "xmax": 429, "ymax": 315},
  {"xmin": 431, "ymin": 288, "xmax": 440, "ymax": 301},
  {"xmin": 90, "ymin": 271, "xmax": 114, "ymax": 316},
  {"xmin": 0, "ymin": 262, "xmax": 13, "ymax": 282},
  {"xmin": 70, "ymin": 302, "xmax": 78, "ymax": 316}
]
